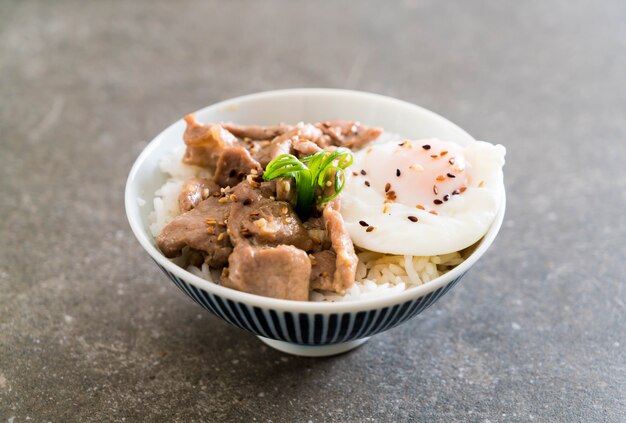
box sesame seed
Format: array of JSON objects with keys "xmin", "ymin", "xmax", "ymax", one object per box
[
  {"xmin": 285, "ymin": 217, "xmax": 293, "ymax": 223},
  {"xmin": 443, "ymin": 194, "xmax": 450, "ymax": 201},
  {"xmin": 433, "ymin": 185, "xmax": 439, "ymax": 195},
  {"xmin": 230, "ymin": 194, "xmax": 238, "ymax": 202},
  {"xmin": 409, "ymin": 164, "xmax": 424, "ymax": 172},
  {"xmin": 436, "ymin": 175, "xmax": 445, "ymax": 181},
  {"xmin": 440, "ymin": 150, "xmax": 448, "ymax": 156},
  {"xmin": 250, "ymin": 169, "xmax": 258, "ymax": 175},
  {"xmin": 218, "ymin": 197, "xmax": 228, "ymax": 203},
  {"xmin": 447, "ymin": 173, "xmax": 456, "ymax": 178},
  {"xmin": 434, "ymin": 199, "xmax": 443, "ymax": 205},
  {"xmin": 479, "ymin": 180, "xmax": 485, "ymax": 187},
  {"xmin": 452, "ymin": 189, "xmax": 460, "ymax": 195},
  {"xmin": 360, "ymin": 169, "xmax": 367, "ymax": 175},
  {"xmin": 326, "ymin": 180, "xmax": 332, "ymax": 187},
  {"xmin": 385, "ymin": 182, "xmax": 391, "ymax": 192},
  {"xmin": 429, "ymin": 210, "xmax": 438, "ymax": 215},
  {"xmin": 217, "ymin": 232, "xmax": 225, "ymax": 241},
  {"xmin": 269, "ymin": 196, "xmax": 275, "ymax": 200},
  {"xmin": 383, "ymin": 204, "xmax": 390, "ymax": 213},
  {"xmin": 459, "ymin": 186, "xmax": 467, "ymax": 193},
  {"xmin": 396, "ymin": 168, "xmax": 401, "ymax": 177},
  {"xmin": 408, "ymin": 216, "xmax": 418, "ymax": 222},
  {"xmin": 449, "ymin": 158, "xmax": 456, "ymax": 165},
  {"xmin": 352, "ymin": 172, "xmax": 358, "ymax": 176},
  {"xmin": 365, "ymin": 181, "xmax": 371, "ymax": 187},
  {"xmin": 431, "ymin": 154, "xmax": 438, "ymax": 158},
  {"xmin": 202, "ymin": 188, "xmax": 210, "ymax": 199},
  {"xmin": 366, "ymin": 226, "xmax": 375, "ymax": 232},
  {"xmin": 281, "ymin": 206, "xmax": 288, "ymax": 215},
  {"xmin": 359, "ymin": 220, "xmax": 369, "ymax": 227},
  {"xmin": 416, "ymin": 205, "xmax": 425, "ymax": 210},
  {"xmin": 422, "ymin": 144, "xmax": 431, "ymax": 150}
]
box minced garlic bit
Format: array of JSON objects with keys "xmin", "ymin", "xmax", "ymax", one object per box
[{"xmin": 409, "ymin": 164, "xmax": 424, "ymax": 172}]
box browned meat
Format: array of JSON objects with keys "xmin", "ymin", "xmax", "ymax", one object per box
[
  {"xmin": 292, "ymin": 139, "xmax": 323, "ymax": 156},
  {"xmin": 323, "ymin": 198, "xmax": 357, "ymax": 293},
  {"xmin": 275, "ymin": 178, "xmax": 296, "ymax": 207},
  {"xmin": 245, "ymin": 140, "xmax": 273, "ymax": 167},
  {"xmin": 303, "ymin": 216, "xmax": 329, "ymax": 252},
  {"xmin": 214, "ymin": 146, "xmax": 262, "ymax": 188},
  {"xmin": 222, "ymin": 123, "xmax": 291, "ymax": 140},
  {"xmin": 156, "ymin": 197, "xmax": 232, "ymax": 267},
  {"xmin": 309, "ymin": 250, "xmax": 337, "ymax": 291},
  {"xmin": 316, "ymin": 120, "xmax": 382, "ymax": 149},
  {"xmin": 269, "ymin": 129, "xmax": 295, "ymax": 160},
  {"xmin": 268, "ymin": 123, "xmax": 326, "ymax": 161},
  {"xmin": 178, "ymin": 178, "xmax": 220, "ymax": 213},
  {"xmin": 221, "ymin": 245, "xmax": 311, "ymax": 301},
  {"xmin": 228, "ymin": 183, "xmax": 313, "ymax": 251},
  {"xmin": 182, "ymin": 114, "xmax": 237, "ymax": 170}
]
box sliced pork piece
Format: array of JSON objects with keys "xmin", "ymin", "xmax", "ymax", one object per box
[
  {"xmin": 228, "ymin": 183, "xmax": 312, "ymax": 251},
  {"xmin": 182, "ymin": 114, "xmax": 237, "ymax": 170},
  {"xmin": 323, "ymin": 198, "xmax": 357, "ymax": 293},
  {"xmin": 222, "ymin": 123, "xmax": 291, "ymax": 140},
  {"xmin": 309, "ymin": 250, "xmax": 337, "ymax": 291},
  {"xmin": 268, "ymin": 123, "xmax": 326, "ymax": 161},
  {"xmin": 221, "ymin": 245, "xmax": 311, "ymax": 301},
  {"xmin": 292, "ymin": 139, "xmax": 322, "ymax": 156},
  {"xmin": 178, "ymin": 178, "xmax": 220, "ymax": 213},
  {"xmin": 156, "ymin": 196, "xmax": 232, "ymax": 267},
  {"xmin": 316, "ymin": 120, "xmax": 382, "ymax": 149},
  {"xmin": 214, "ymin": 146, "xmax": 262, "ymax": 188}
]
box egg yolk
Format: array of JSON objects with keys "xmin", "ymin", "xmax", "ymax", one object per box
[{"xmin": 361, "ymin": 139, "xmax": 469, "ymax": 208}]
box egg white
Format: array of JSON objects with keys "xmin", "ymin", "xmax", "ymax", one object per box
[{"xmin": 341, "ymin": 140, "xmax": 506, "ymax": 256}]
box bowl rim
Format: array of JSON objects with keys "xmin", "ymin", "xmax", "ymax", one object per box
[{"xmin": 125, "ymin": 88, "xmax": 505, "ymax": 313}]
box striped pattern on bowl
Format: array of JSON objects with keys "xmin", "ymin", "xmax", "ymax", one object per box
[{"xmin": 156, "ymin": 262, "xmax": 464, "ymax": 345}]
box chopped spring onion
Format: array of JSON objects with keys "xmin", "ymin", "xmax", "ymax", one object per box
[{"xmin": 263, "ymin": 149, "xmax": 353, "ymax": 219}]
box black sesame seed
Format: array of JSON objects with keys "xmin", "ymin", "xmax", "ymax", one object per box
[
  {"xmin": 452, "ymin": 189, "xmax": 460, "ymax": 195},
  {"xmin": 433, "ymin": 185, "xmax": 439, "ymax": 195},
  {"xmin": 447, "ymin": 173, "xmax": 456, "ymax": 178},
  {"xmin": 359, "ymin": 220, "xmax": 369, "ymax": 227},
  {"xmin": 396, "ymin": 169, "xmax": 401, "ymax": 177},
  {"xmin": 443, "ymin": 194, "xmax": 450, "ymax": 201},
  {"xmin": 408, "ymin": 216, "xmax": 418, "ymax": 222},
  {"xmin": 364, "ymin": 181, "xmax": 371, "ymax": 187},
  {"xmin": 449, "ymin": 158, "xmax": 456, "ymax": 165},
  {"xmin": 422, "ymin": 144, "xmax": 431, "ymax": 150},
  {"xmin": 385, "ymin": 183, "xmax": 391, "ymax": 192},
  {"xmin": 434, "ymin": 199, "xmax": 443, "ymax": 205},
  {"xmin": 360, "ymin": 169, "xmax": 367, "ymax": 175}
]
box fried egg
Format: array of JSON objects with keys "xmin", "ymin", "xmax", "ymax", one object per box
[{"xmin": 341, "ymin": 138, "xmax": 505, "ymax": 256}]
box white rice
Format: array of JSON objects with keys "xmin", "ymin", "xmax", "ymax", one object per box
[{"xmin": 148, "ymin": 145, "xmax": 465, "ymax": 302}]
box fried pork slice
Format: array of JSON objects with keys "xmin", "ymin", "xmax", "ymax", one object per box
[
  {"xmin": 182, "ymin": 114, "xmax": 237, "ymax": 170},
  {"xmin": 221, "ymin": 244, "xmax": 311, "ymax": 301}
]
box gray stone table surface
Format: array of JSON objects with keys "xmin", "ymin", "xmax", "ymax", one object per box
[{"xmin": 1, "ymin": 1, "xmax": 624, "ymax": 422}]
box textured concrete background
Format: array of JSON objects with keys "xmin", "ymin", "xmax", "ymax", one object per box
[{"xmin": 1, "ymin": 1, "xmax": 625, "ymax": 422}]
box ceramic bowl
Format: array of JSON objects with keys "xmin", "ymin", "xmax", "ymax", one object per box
[{"xmin": 125, "ymin": 89, "xmax": 505, "ymax": 357}]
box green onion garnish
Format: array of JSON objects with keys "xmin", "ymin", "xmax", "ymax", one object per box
[{"xmin": 263, "ymin": 149, "xmax": 353, "ymax": 219}]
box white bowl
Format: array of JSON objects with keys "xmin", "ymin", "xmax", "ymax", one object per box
[{"xmin": 125, "ymin": 89, "xmax": 505, "ymax": 357}]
